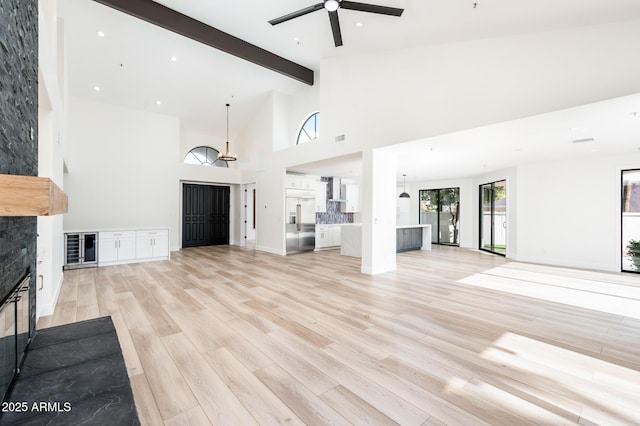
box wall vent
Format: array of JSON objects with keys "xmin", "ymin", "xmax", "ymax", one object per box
[
  {"xmin": 335, "ymin": 134, "xmax": 345, "ymax": 142},
  {"xmin": 572, "ymin": 138, "xmax": 594, "ymax": 144}
]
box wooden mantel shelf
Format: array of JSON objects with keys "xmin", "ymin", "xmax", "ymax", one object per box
[{"xmin": 0, "ymin": 174, "xmax": 68, "ymax": 216}]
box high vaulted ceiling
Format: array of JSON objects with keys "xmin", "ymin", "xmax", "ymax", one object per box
[{"xmin": 59, "ymin": 0, "xmax": 640, "ymax": 181}]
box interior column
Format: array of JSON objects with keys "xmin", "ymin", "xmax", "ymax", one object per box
[{"xmin": 361, "ymin": 148, "xmax": 397, "ymax": 274}]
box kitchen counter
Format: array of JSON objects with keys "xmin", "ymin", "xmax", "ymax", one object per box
[
  {"xmin": 396, "ymin": 224, "xmax": 432, "ymax": 252},
  {"xmin": 339, "ymin": 224, "xmax": 362, "ymax": 257},
  {"xmin": 340, "ymin": 224, "xmax": 431, "ymax": 257}
]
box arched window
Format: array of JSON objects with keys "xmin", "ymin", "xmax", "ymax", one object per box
[
  {"xmin": 296, "ymin": 112, "xmax": 320, "ymax": 145},
  {"xmin": 183, "ymin": 146, "xmax": 228, "ymax": 168}
]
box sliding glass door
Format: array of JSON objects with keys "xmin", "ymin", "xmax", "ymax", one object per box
[
  {"xmin": 419, "ymin": 188, "xmax": 460, "ymax": 246},
  {"xmin": 480, "ymin": 180, "xmax": 506, "ymax": 255},
  {"xmin": 622, "ymin": 170, "xmax": 640, "ymax": 272}
]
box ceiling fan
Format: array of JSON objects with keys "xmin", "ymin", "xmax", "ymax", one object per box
[{"xmin": 269, "ymin": 0, "xmax": 404, "ymax": 47}]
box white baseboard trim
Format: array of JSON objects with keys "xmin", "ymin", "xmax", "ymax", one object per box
[
  {"xmin": 255, "ymin": 245, "xmax": 285, "ymax": 256},
  {"xmin": 37, "ymin": 272, "xmax": 64, "ymax": 320},
  {"xmin": 361, "ymin": 262, "xmax": 397, "ymax": 275},
  {"xmin": 513, "ymin": 255, "xmax": 617, "ymax": 273}
]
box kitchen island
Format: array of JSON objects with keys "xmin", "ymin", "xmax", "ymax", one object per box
[
  {"xmin": 396, "ymin": 224, "xmax": 432, "ymax": 252},
  {"xmin": 340, "ymin": 224, "xmax": 431, "ymax": 257}
]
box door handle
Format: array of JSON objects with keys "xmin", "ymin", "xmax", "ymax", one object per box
[{"xmin": 296, "ymin": 204, "xmax": 302, "ymax": 232}]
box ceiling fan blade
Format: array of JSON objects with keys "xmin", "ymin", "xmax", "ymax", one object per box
[
  {"xmin": 269, "ymin": 3, "xmax": 324, "ymax": 25},
  {"xmin": 339, "ymin": 1, "xmax": 404, "ymax": 17},
  {"xmin": 328, "ymin": 10, "xmax": 343, "ymax": 47}
]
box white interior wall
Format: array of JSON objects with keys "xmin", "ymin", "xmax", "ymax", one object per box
[
  {"xmin": 515, "ymin": 154, "xmax": 640, "ymax": 271},
  {"xmin": 65, "ymin": 98, "xmax": 182, "ymax": 249},
  {"xmin": 36, "ymin": 0, "xmax": 66, "ymax": 319},
  {"xmin": 255, "ymin": 167, "xmax": 285, "ymax": 254},
  {"xmin": 272, "ymin": 91, "xmax": 291, "ymax": 152},
  {"xmin": 237, "ymin": 94, "xmax": 274, "ymax": 175},
  {"xmin": 318, "ymin": 20, "xmax": 640, "ymax": 158}
]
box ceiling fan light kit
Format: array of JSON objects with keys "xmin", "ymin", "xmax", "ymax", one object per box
[
  {"xmin": 325, "ymin": 0, "xmax": 340, "ymax": 12},
  {"xmin": 269, "ymin": 0, "xmax": 404, "ymax": 47}
]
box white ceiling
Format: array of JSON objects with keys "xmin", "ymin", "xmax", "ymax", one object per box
[{"xmin": 60, "ymin": 0, "xmax": 640, "ymax": 181}]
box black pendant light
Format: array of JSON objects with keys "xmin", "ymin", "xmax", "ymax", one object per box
[
  {"xmin": 399, "ymin": 174, "xmax": 410, "ymax": 198},
  {"xmin": 218, "ymin": 103, "xmax": 237, "ymax": 162}
]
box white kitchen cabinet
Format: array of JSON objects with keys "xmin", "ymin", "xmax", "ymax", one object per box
[
  {"xmin": 98, "ymin": 229, "xmax": 169, "ymax": 266},
  {"xmin": 136, "ymin": 229, "xmax": 170, "ymax": 260},
  {"xmin": 341, "ymin": 184, "xmax": 360, "ymax": 212},
  {"xmin": 284, "ymin": 174, "xmax": 301, "ymax": 188},
  {"xmin": 99, "ymin": 231, "xmax": 136, "ymax": 265},
  {"xmin": 332, "ymin": 225, "xmax": 341, "ymax": 246},
  {"xmin": 285, "ymin": 173, "xmax": 316, "ymax": 190},
  {"xmin": 316, "ymin": 226, "xmax": 330, "ymax": 249},
  {"xmin": 315, "ymin": 182, "xmax": 327, "ymax": 212},
  {"xmin": 315, "ymin": 224, "xmax": 343, "ymax": 249}
]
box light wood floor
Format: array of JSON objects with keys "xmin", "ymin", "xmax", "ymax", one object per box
[{"xmin": 38, "ymin": 245, "xmax": 640, "ymax": 425}]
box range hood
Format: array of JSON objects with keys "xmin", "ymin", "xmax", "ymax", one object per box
[
  {"xmin": 0, "ymin": 174, "xmax": 68, "ymax": 216},
  {"xmin": 327, "ymin": 177, "xmax": 347, "ymax": 202}
]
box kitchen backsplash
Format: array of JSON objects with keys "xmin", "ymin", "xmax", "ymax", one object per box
[{"xmin": 316, "ymin": 177, "xmax": 354, "ymax": 224}]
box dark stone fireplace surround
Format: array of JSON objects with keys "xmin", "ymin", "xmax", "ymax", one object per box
[{"xmin": 0, "ymin": 0, "xmax": 40, "ymax": 397}]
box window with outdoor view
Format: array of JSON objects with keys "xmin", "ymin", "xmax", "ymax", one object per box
[
  {"xmin": 184, "ymin": 146, "xmax": 228, "ymax": 168},
  {"xmin": 296, "ymin": 112, "xmax": 320, "ymax": 144},
  {"xmin": 480, "ymin": 180, "xmax": 507, "ymax": 255},
  {"xmin": 622, "ymin": 169, "xmax": 640, "ymax": 272},
  {"xmin": 419, "ymin": 188, "xmax": 460, "ymax": 246}
]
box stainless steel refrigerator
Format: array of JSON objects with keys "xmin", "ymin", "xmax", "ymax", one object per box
[{"xmin": 286, "ymin": 188, "xmax": 316, "ymax": 254}]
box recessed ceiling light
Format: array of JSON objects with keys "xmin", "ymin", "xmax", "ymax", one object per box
[
  {"xmin": 293, "ymin": 37, "xmax": 300, "ymax": 43},
  {"xmin": 355, "ymin": 22, "xmax": 364, "ymax": 28},
  {"xmin": 93, "ymin": 86, "xmax": 100, "ymax": 91},
  {"xmin": 97, "ymin": 31, "xmax": 105, "ymax": 37},
  {"xmin": 156, "ymin": 100, "xmax": 162, "ymax": 105},
  {"xmin": 171, "ymin": 56, "xmax": 177, "ymax": 62}
]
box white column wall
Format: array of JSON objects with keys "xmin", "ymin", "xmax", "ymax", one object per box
[
  {"xmin": 37, "ymin": 0, "xmax": 66, "ymax": 319},
  {"xmin": 361, "ymin": 149, "xmax": 397, "ymax": 274}
]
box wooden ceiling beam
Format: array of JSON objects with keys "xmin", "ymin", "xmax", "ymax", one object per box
[{"xmin": 92, "ymin": 0, "xmax": 314, "ymax": 85}]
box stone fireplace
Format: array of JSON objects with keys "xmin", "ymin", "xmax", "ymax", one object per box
[{"xmin": 0, "ymin": 0, "xmax": 39, "ymax": 402}]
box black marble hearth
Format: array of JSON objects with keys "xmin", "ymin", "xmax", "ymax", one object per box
[{"xmin": 0, "ymin": 317, "xmax": 139, "ymax": 425}]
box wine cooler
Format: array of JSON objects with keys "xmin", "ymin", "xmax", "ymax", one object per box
[{"xmin": 64, "ymin": 232, "xmax": 98, "ymax": 269}]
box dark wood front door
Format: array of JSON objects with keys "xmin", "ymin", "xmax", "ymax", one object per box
[{"xmin": 182, "ymin": 184, "xmax": 230, "ymax": 248}]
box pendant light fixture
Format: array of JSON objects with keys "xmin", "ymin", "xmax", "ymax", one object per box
[
  {"xmin": 399, "ymin": 174, "xmax": 410, "ymax": 198},
  {"xmin": 218, "ymin": 103, "xmax": 237, "ymax": 162}
]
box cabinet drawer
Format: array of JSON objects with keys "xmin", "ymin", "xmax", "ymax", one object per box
[
  {"xmin": 136, "ymin": 229, "xmax": 169, "ymax": 238},
  {"xmin": 100, "ymin": 231, "xmax": 135, "ymax": 240}
]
